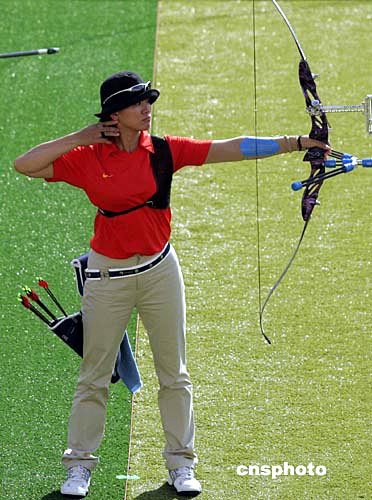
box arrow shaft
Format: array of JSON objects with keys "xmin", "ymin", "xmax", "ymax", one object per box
[{"xmin": 0, "ymin": 48, "xmax": 59, "ymax": 59}]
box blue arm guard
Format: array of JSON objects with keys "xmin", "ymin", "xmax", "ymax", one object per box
[{"xmin": 240, "ymin": 137, "xmax": 280, "ymax": 158}]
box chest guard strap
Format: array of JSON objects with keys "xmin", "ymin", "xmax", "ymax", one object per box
[{"xmin": 98, "ymin": 135, "xmax": 174, "ymax": 218}]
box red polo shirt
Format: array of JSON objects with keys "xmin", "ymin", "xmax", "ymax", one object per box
[{"xmin": 48, "ymin": 131, "xmax": 211, "ymax": 258}]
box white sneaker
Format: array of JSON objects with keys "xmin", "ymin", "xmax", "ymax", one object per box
[
  {"xmin": 61, "ymin": 465, "xmax": 91, "ymax": 497},
  {"xmin": 168, "ymin": 466, "xmax": 202, "ymax": 496}
]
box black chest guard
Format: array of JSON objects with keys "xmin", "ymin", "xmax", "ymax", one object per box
[{"xmin": 98, "ymin": 135, "xmax": 174, "ymax": 218}]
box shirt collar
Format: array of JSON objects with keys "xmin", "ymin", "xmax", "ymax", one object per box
[{"xmin": 100, "ymin": 130, "xmax": 154, "ymax": 160}]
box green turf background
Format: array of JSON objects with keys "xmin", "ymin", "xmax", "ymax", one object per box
[
  {"xmin": 127, "ymin": 1, "xmax": 372, "ymax": 500},
  {"xmin": 0, "ymin": 2, "xmax": 157, "ymax": 499},
  {"xmin": 1, "ymin": 1, "xmax": 372, "ymax": 500}
]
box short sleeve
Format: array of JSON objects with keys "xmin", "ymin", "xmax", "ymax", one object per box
[
  {"xmin": 46, "ymin": 145, "xmax": 94, "ymax": 188},
  {"xmin": 164, "ymin": 135, "xmax": 212, "ymax": 172}
]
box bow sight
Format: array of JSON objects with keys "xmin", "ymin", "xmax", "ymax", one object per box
[{"xmin": 307, "ymin": 95, "xmax": 372, "ymax": 135}]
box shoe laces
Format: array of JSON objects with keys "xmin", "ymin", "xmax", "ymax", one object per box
[
  {"xmin": 67, "ymin": 465, "xmax": 90, "ymax": 481},
  {"xmin": 172, "ymin": 466, "xmax": 194, "ymax": 480}
]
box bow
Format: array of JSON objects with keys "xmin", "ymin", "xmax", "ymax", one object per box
[{"xmin": 259, "ymin": 0, "xmax": 372, "ymax": 343}]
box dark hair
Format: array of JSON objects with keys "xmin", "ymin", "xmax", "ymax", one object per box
[{"xmin": 98, "ymin": 114, "xmax": 112, "ymax": 123}]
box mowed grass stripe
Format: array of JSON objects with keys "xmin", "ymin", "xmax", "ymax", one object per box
[
  {"xmin": 0, "ymin": 2, "xmax": 157, "ymax": 500},
  {"xmin": 128, "ymin": 1, "xmax": 372, "ymax": 500}
]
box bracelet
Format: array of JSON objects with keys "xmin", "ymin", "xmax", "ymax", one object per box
[{"xmin": 297, "ymin": 135, "xmax": 303, "ymax": 151}]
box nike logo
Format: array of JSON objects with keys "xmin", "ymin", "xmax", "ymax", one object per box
[{"xmin": 102, "ymin": 173, "xmax": 113, "ymax": 178}]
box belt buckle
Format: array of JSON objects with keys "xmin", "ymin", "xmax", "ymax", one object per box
[{"xmin": 102, "ymin": 270, "xmax": 110, "ymax": 278}]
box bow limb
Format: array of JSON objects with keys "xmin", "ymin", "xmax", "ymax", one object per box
[{"xmin": 259, "ymin": 1, "xmax": 329, "ymax": 343}]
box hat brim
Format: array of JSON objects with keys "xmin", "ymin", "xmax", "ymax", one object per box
[{"xmin": 95, "ymin": 88, "xmax": 160, "ymax": 119}]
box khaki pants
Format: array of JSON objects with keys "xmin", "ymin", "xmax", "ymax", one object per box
[{"xmin": 62, "ymin": 244, "xmax": 197, "ymax": 471}]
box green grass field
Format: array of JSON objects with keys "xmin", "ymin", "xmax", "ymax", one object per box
[
  {"xmin": 0, "ymin": 2, "xmax": 157, "ymax": 499},
  {"xmin": 1, "ymin": 1, "xmax": 372, "ymax": 500}
]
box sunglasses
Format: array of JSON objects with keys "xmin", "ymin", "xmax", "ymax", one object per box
[{"xmin": 103, "ymin": 81, "xmax": 151, "ymax": 105}]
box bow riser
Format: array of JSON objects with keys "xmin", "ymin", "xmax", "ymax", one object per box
[{"xmin": 298, "ymin": 59, "xmax": 329, "ymax": 221}]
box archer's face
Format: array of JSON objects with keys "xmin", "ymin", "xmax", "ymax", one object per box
[{"xmin": 114, "ymin": 99, "xmax": 152, "ymax": 132}]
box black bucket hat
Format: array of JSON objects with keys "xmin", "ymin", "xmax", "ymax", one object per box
[{"xmin": 95, "ymin": 71, "xmax": 160, "ymax": 119}]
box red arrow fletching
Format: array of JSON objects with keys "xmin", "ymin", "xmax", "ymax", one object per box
[
  {"xmin": 28, "ymin": 289, "xmax": 40, "ymax": 301},
  {"xmin": 20, "ymin": 295, "xmax": 31, "ymax": 309},
  {"xmin": 38, "ymin": 279, "xmax": 49, "ymax": 289}
]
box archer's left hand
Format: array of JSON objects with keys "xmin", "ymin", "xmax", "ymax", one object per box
[{"xmin": 299, "ymin": 135, "xmax": 331, "ymax": 153}]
